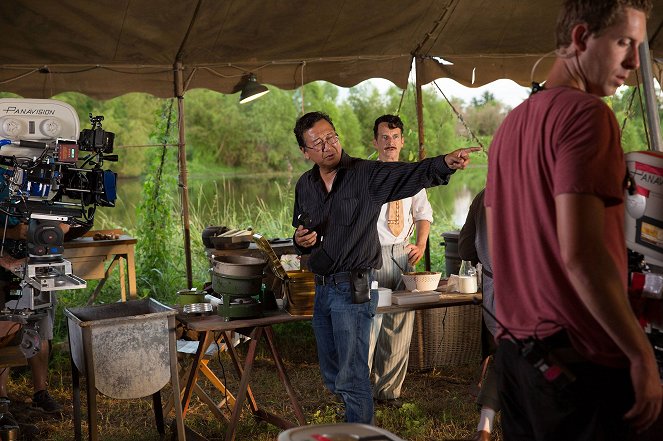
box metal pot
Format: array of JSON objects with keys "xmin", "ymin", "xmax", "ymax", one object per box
[
  {"xmin": 211, "ymin": 272, "xmax": 263, "ymax": 296},
  {"xmin": 177, "ymin": 289, "xmax": 206, "ymax": 306},
  {"xmin": 211, "ymin": 255, "xmax": 266, "ymax": 277},
  {"xmin": 202, "ymin": 226, "xmax": 228, "ymax": 248}
]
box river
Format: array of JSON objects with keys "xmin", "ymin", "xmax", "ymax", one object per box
[{"xmin": 98, "ymin": 166, "xmax": 487, "ymax": 240}]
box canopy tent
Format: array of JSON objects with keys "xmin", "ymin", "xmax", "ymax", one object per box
[
  {"xmin": 1, "ymin": 0, "xmax": 661, "ymax": 98},
  {"xmin": 2, "ymin": 0, "xmax": 662, "ymax": 285}
]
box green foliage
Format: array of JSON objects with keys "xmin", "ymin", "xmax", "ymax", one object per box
[
  {"xmin": 608, "ymin": 86, "xmax": 660, "ymax": 152},
  {"xmin": 134, "ymin": 100, "xmax": 185, "ymax": 299}
]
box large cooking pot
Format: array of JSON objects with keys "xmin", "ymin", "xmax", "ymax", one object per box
[
  {"xmin": 211, "ymin": 255, "xmax": 266, "ymax": 277},
  {"xmin": 212, "ymin": 273, "xmax": 263, "ymax": 296}
]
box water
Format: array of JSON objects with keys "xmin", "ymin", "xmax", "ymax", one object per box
[{"xmin": 99, "ymin": 166, "xmax": 487, "ymax": 239}]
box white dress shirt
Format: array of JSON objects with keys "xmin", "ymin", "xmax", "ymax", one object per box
[{"xmin": 376, "ymin": 189, "xmax": 433, "ymax": 245}]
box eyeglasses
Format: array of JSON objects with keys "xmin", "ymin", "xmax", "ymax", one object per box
[{"xmin": 306, "ymin": 133, "xmax": 339, "ymax": 152}]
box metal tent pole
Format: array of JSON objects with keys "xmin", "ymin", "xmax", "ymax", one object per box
[
  {"xmin": 639, "ymin": 34, "xmax": 662, "ymax": 152},
  {"xmin": 415, "ymin": 57, "xmax": 432, "ymax": 272}
]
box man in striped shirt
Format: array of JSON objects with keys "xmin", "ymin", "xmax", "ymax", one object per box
[{"xmin": 292, "ymin": 111, "xmax": 478, "ymax": 423}]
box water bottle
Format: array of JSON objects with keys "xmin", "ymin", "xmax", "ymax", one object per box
[{"xmin": 458, "ymin": 260, "xmax": 478, "ymax": 293}]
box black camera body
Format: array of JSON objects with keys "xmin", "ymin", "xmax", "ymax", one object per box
[{"xmin": 78, "ymin": 114, "xmax": 114, "ymax": 153}]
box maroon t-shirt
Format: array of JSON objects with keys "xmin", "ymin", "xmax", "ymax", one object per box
[{"xmin": 485, "ymin": 86, "xmax": 627, "ymax": 367}]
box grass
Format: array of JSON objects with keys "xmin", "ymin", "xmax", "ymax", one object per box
[
  {"xmin": 5, "ymin": 322, "xmax": 502, "ymax": 441},
  {"xmin": 5, "ymin": 172, "xmax": 489, "ymax": 440}
]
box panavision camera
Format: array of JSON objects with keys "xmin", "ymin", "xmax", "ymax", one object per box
[{"xmin": 0, "ymin": 98, "xmax": 118, "ymax": 357}]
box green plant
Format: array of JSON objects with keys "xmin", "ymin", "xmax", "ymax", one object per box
[{"xmin": 134, "ymin": 100, "xmax": 185, "ymax": 301}]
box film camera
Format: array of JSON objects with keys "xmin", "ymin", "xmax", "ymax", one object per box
[{"xmin": 0, "ymin": 98, "xmax": 118, "ymax": 357}]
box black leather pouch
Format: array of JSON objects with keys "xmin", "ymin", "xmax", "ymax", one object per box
[{"xmin": 350, "ymin": 269, "xmax": 370, "ymax": 304}]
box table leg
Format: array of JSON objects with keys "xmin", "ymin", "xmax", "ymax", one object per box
[
  {"xmin": 70, "ymin": 341, "xmax": 82, "ymax": 441},
  {"xmin": 222, "ymin": 331, "xmax": 258, "ymax": 412},
  {"xmin": 181, "ymin": 331, "xmax": 213, "ymax": 416},
  {"xmin": 224, "ymin": 327, "xmax": 264, "ymax": 441},
  {"xmin": 119, "ymin": 256, "xmax": 127, "ymax": 302},
  {"xmin": 126, "ymin": 249, "xmax": 137, "ymax": 299},
  {"xmin": 168, "ymin": 316, "xmax": 186, "ymax": 441},
  {"xmin": 264, "ymin": 326, "xmax": 306, "ymax": 425}
]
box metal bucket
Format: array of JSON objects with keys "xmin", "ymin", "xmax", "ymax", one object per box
[
  {"xmin": 441, "ymin": 230, "xmax": 461, "ymax": 277},
  {"xmin": 283, "ymin": 271, "xmax": 315, "ymax": 315},
  {"xmin": 65, "ymin": 298, "xmax": 176, "ymax": 399}
]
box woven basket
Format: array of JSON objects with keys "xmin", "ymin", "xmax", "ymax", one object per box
[{"xmin": 408, "ymin": 304, "xmax": 482, "ymax": 370}]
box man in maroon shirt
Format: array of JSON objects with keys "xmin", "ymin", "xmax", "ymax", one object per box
[{"xmin": 485, "ymin": 0, "xmax": 661, "ymax": 439}]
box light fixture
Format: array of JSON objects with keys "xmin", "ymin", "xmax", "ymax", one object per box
[{"xmin": 239, "ymin": 74, "xmax": 270, "ymax": 104}]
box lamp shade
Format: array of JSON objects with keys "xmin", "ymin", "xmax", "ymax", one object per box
[{"xmin": 239, "ymin": 74, "xmax": 270, "ymax": 103}]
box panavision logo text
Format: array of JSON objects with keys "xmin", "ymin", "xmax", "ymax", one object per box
[{"xmin": 2, "ymin": 107, "xmax": 56, "ymax": 115}]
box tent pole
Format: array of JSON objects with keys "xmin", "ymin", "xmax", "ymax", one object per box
[
  {"xmin": 175, "ymin": 61, "xmax": 194, "ymax": 288},
  {"xmin": 639, "ymin": 34, "xmax": 662, "ymax": 152},
  {"xmin": 415, "ymin": 57, "xmax": 431, "ymax": 272}
]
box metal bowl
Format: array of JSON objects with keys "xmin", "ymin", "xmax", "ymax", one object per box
[{"xmin": 212, "ymin": 255, "xmax": 266, "ymax": 277}]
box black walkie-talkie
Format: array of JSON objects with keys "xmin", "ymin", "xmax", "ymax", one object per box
[{"xmin": 471, "ymin": 297, "xmax": 576, "ymax": 390}]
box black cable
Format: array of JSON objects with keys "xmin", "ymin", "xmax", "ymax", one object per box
[{"xmin": 213, "ymin": 331, "xmax": 232, "ymax": 414}]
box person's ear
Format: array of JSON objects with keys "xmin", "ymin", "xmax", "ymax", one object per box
[
  {"xmin": 571, "ymin": 23, "xmax": 590, "ymax": 51},
  {"xmin": 373, "ymin": 138, "xmax": 378, "ymax": 150},
  {"xmin": 300, "ymin": 146, "xmax": 310, "ymax": 160}
]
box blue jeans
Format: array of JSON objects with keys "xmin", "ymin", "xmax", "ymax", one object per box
[{"xmin": 312, "ymin": 280, "xmax": 378, "ymax": 423}]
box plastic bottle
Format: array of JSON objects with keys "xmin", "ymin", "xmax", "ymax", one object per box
[{"xmin": 458, "ymin": 260, "xmax": 478, "ymax": 293}]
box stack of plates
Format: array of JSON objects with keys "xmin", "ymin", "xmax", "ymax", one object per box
[{"xmin": 182, "ymin": 302, "xmax": 213, "ymax": 315}]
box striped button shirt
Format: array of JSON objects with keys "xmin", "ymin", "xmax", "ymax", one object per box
[{"xmin": 292, "ymin": 151, "xmax": 454, "ymax": 275}]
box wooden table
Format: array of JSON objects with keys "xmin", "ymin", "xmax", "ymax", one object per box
[
  {"xmin": 63, "ymin": 229, "xmax": 137, "ymax": 304},
  {"xmin": 176, "ymin": 292, "xmax": 481, "ymax": 440},
  {"xmin": 377, "ymin": 291, "xmax": 481, "ymax": 314},
  {"xmin": 177, "ymin": 310, "xmax": 308, "ymax": 441}
]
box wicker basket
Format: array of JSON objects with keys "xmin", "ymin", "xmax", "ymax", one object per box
[{"xmin": 408, "ymin": 304, "xmax": 482, "ymax": 370}]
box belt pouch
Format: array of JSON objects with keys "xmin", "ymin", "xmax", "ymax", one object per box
[{"xmin": 350, "ymin": 269, "xmax": 370, "ymax": 304}]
